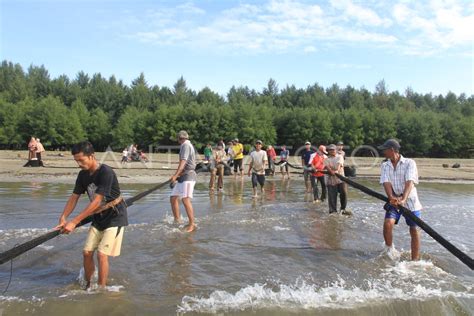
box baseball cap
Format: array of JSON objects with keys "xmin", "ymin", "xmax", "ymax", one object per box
[
  {"xmin": 305, "ymin": 141, "xmax": 311, "ymax": 145},
  {"xmin": 318, "ymin": 145, "xmax": 328, "ymax": 154},
  {"xmin": 255, "ymin": 140, "xmax": 263, "ymax": 144},
  {"xmin": 327, "ymin": 144, "xmax": 337, "ymax": 151},
  {"xmin": 177, "ymin": 130, "xmax": 189, "ymax": 139},
  {"xmin": 378, "ymin": 139, "xmax": 401, "ymax": 151}
]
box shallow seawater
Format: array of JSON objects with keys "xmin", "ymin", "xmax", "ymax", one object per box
[{"xmin": 0, "ymin": 178, "xmax": 473, "ymax": 315}]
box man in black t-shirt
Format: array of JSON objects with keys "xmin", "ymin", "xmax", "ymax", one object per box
[{"xmin": 56, "ymin": 141, "xmax": 128, "ymax": 289}]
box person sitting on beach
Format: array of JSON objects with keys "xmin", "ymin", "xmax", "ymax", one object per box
[
  {"xmin": 28, "ymin": 136, "xmax": 37, "ymax": 161},
  {"xmin": 378, "ymin": 139, "xmax": 422, "ymax": 261},
  {"xmin": 35, "ymin": 138, "xmax": 45, "ymax": 167},
  {"xmin": 139, "ymin": 151, "xmax": 149, "ymax": 162},
  {"xmin": 247, "ymin": 140, "xmax": 268, "ymax": 198},
  {"xmin": 56, "ymin": 141, "xmax": 128, "ymax": 289},
  {"xmin": 121, "ymin": 148, "xmax": 128, "ymax": 164}
]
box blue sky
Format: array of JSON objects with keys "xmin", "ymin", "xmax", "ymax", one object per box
[{"xmin": 1, "ymin": 0, "xmax": 473, "ymax": 96}]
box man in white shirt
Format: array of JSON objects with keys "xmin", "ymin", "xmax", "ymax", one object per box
[
  {"xmin": 379, "ymin": 139, "xmax": 422, "ymax": 260},
  {"xmin": 247, "ymin": 140, "xmax": 268, "ymax": 198}
]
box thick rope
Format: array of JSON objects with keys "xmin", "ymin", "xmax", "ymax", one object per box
[
  {"xmin": 335, "ymin": 173, "xmax": 474, "ymax": 270},
  {"xmin": 0, "ymin": 180, "xmax": 171, "ymax": 265}
]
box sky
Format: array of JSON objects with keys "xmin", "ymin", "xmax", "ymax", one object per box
[{"xmin": 1, "ymin": 0, "xmax": 473, "ymax": 97}]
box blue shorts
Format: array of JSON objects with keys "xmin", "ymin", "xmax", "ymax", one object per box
[{"xmin": 384, "ymin": 204, "xmax": 421, "ymax": 227}]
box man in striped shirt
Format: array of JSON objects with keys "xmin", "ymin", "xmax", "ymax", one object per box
[{"xmin": 379, "ymin": 139, "xmax": 422, "ymax": 260}]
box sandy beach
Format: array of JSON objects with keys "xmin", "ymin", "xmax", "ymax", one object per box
[{"xmin": 0, "ymin": 150, "xmax": 472, "ymax": 184}]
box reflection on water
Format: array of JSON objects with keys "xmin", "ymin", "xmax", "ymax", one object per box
[
  {"xmin": 162, "ymin": 234, "xmax": 197, "ymax": 296},
  {"xmin": 308, "ymin": 214, "xmax": 344, "ymax": 250},
  {"xmin": 0, "ymin": 179, "xmax": 473, "ymax": 315}
]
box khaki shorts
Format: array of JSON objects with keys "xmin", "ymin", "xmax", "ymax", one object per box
[{"xmin": 83, "ymin": 226, "xmax": 124, "ymax": 257}]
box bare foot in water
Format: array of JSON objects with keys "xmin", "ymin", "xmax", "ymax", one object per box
[{"xmin": 182, "ymin": 224, "xmax": 196, "ymax": 232}]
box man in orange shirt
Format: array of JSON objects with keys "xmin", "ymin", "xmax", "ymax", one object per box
[{"xmin": 310, "ymin": 145, "xmax": 327, "ymax": 203}]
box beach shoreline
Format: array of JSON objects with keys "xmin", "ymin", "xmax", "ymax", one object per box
[{"xmin": 0, "ymin": 150, "xmax": 473, "ymax": 184}]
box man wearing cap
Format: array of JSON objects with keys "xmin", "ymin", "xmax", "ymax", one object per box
[
  {"xmin": 170, "ymin": 130, "xmax": 197, "ymax": 232},
  {"xmin": 324, "ymin": 144, "xmax": 349, "ymax": 214},
  {"xmin": 247, "ymin": 140, "xmax": 268, "ymax": 197},
  {"xmin": 232, "ymin": 138, "xmax": 244, "ymax": 178},
  {"xmin": 310, "ymin": 145, "xmax": 328, "ymax": 203},
  {"xmin": 379, "ymin": 139, "xmax": 422, "ymax": 260},
  {"xmin": 301, "ymin": 141, "xmax": 315, "ymax": 193},
  {"xmin": 336, "ymin": 141, "xmax": 345, "ymax": 159}
]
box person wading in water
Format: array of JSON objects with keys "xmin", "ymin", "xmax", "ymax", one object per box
[
  {"xmin": 379, "ymin": 139, "xmax": 422, "ymax": 261},
  {"xmin": 56, "ymin": 141, "xmax": 128, "ymax": 289}
]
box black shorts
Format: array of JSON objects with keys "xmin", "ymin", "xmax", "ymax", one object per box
[
  {"xmin": 251, "ymin": 173, "xmax": 265, "ymax": 188},
  {"xmin": 233, "ymin": 158, "xmax": 243, "ymax": 172}
]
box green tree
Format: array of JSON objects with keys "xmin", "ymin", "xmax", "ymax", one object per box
[
  {"xmin": 0, "ymin": 61, "xmax": 30, "ymax": 102},
  {"xmin": 27, "ymin": 64, "xmax": 51, "ymax": 98},
  {"xmin": 20, "ymin": 96, "xmax": 85, "ymax": 146},
  {"xmin": 88, "ymin": 108, "xmax": 112, "ymax": 150},
  {"xmin": 0, "ymin": 97, "xmax": 26, "ymax": 146}
]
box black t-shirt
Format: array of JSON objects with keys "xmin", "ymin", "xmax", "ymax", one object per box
[
  {"xmin": 73, "ymin": 164, "xmax": 128, "ymax": 230},
  {"xmin": 301, "ymin": 150, "xmax": 315, "ymax": 166}
]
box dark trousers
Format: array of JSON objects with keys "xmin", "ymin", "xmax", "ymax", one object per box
[
  {"xmin": 317, "ymin": 176, "xmax": 326, "ymax": 201},
  {"xmin": 233, "ymin": 158, "xmax": 243, "ymax": 173},
  {"xmin": 327, "ymin": 183, "xmax": 347, "ymax": 213},
  {"xmin": 251, "ymin": 173, "xmax": 265, "ymax": 188},
  {"xmin": 310, "ymin": 175, "xmax": 327, "ymax": 201},
  {"xmin": 310, "ymin": 175, "xmax": 319, "ymax": 200},
  {"xmin": 268, "ymin": 159, "xmax": 275, "ymax": 174},
  {"xmin": 36, "ymin": 152, "xmax": 44, "ymax": 167}
]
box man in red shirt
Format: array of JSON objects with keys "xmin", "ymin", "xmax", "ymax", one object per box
[
  {"xmin": 266, "ymin": 145, "xmax": 277, "ymax": 176},
  {"xmin": 310, "ymin": 145, "xmax": 327, "ymax": 203}
]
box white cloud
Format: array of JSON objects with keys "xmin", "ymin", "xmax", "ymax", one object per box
[
  {"xmin": 326, "ymin": 63, "xmax": 372, "ymax": 70},
  {"xmin": 123, "ymin": 0, "xmax": 472, "ymax": 56},
  {"xmin": 304, "ymin": 46, "xmax": 317, "ymax": 53},
  {"xmin": 176, "ymin": 1, "xmax": 205, "ymax": 15},
  {"xmin": 330, "ymin": 0, "xmax": 392, "ymax": 27},
  {"xmin": 392, "ymin": 0, "xmax": 474, "ymax": 55}
]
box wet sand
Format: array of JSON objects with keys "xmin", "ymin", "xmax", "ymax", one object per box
[{"xmin": 0, "ymin": 150, "xmax": 473, "ymax": 184}]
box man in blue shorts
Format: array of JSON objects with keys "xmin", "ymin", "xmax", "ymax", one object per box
[{"xmin": 379, "ymin": 139, "xmax": 422, "ymax": 260}]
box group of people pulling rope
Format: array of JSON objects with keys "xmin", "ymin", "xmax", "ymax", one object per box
[{"xmin": 0, "ymin": 133, "xmax": 472, "ymax": 293}]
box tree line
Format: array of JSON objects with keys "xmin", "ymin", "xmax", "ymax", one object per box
[{"xmin": 0, "ymin": 60, "xmax": 472, "ymax": 157}]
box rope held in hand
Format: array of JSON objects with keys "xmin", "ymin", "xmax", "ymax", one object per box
[{"xmin": 335, "ymin": 173, "xmax": 473, "ymax": 270}]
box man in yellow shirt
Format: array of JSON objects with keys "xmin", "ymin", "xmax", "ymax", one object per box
[{"xmin": 232, "ymin": 138, "xmax": 244, "ymax": 178}]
